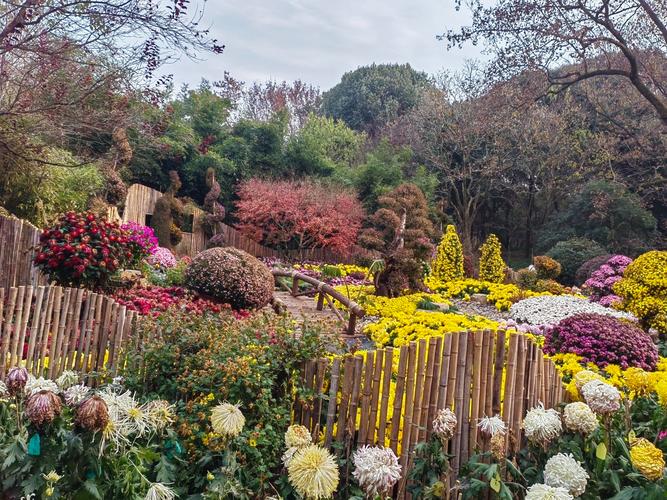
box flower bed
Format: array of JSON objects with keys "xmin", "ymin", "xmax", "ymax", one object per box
[{"xmin": 509, "ymin": 295, "xmax": 635, "ymax": 326}]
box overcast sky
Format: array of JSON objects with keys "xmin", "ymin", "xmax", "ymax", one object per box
[{"xmin": 168, "ymin": 0, "xmax": 483, "ymax": 91}]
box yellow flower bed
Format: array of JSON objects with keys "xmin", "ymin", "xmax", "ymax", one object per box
[{"xmin": 296, "ymin": 262, "xmax": 370, "ymax": 278}]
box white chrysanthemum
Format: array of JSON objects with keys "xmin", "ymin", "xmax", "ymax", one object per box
[
  {"xmin": 64, "ymin": 384, "xmax": 90, "ymax": 405},
  {"xmin": 211, "ymin": 402, "xmax": 245, "ymax": 437},
  {"xmin": 56, "ymin": 370, "xmax": 79, "ymax": 390},
  {"xmin": 126, "ymin": 404, "xmax": 150, "ymax": 436},
  {"xmin": 145, "ymin": 400, "xmax": 175, "ymax": 431},
  {"xmin": 25, "ymin": 376, "xmax": 59, "ymax": 396},
  {"xmin": 145, "ymin": 482, "xmax": 176, "ymax": 500},
  {"xmin": 523, "ymin": 403, "xmax": 562, "ymax": 445},
  {"xmin": 285, "ymin": 424, "xmax": 312, "ymax": 448},
  {"xmin": 543, "ymin": 453, "xmax": 589, "ymax": 497},
  {"xmin": 432, "ymin": 408, "xmax": 457, "ymax": 440},
  {"xmin": 0, "ymin": 380, "xmax": 7, "ymax": 397},
  {"xmin": 509, "ymin": 295, "xmax": 635, "ymax": 326},
  {"xmin": 282, "ymin": 446, "xmax": 299, "ymax": 467},
  {"xmin": 525, "ymin": 483, "xmax": 574, "ymax": 500},
  {"xmin": 99, "ymin": 388, "xmax": 148, "ymax": 442},
  {"xmin": 477, "ymin": 415, "xmax": 506, "ymax": 437},
  {"xmin": 288, "ymin": 445, "xmax": 339, "ymax": 499},
  {"xmin": 563, "ymin": 402, "xmax": 598, "ymax": 435},
  {"xmin": 352, "ymin": 446, "xmax": 402, "ymax": 498},
  {"xmin": 580, "ymin": 380, "xmax": 621, "ymax": 415}
]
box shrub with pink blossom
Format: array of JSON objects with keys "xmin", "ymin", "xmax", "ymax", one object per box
[
  {"xmin": 121, "ymin": 222, "xmax": 158, "ymax": 267},
  {"xmin": 146, "ymin": 246, "xmax": 177, "ymax": 269},
  {"xmin": 584, "ymin": 255, "xmax": 632, "ymax": 307},
  {"xmin": 543, "ymin": 313, "xmax": 658, "ymax": 370}
]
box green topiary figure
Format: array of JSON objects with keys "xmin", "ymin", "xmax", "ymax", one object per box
[
  {"xmin": 478, "ymin": 234, "xmax": 506, "ymax": 283},
  {"xmin": 432, "ymin": 225, "xmax": 464, "ymax": 282},
  {"xmin": 152, "ymin": 171, "xmax": 184, "ymax": 250}
]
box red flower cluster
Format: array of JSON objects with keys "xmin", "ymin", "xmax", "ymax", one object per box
[{"xmin": 34, "ymin": 212, "xmax": 130, "ymax": 289}]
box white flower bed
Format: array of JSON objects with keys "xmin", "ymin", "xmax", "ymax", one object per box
[{"xmin": 509, "ymin": 295, "xmax": 635, "ymax": 326}]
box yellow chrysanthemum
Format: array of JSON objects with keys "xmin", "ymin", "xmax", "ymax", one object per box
[
  {"xmin": 287, "ymin": 445, "xmax": 339, "ymax": 499},
  {"xmin": 623, "ymin": 368, "xmax": 655, "ymax": 397},
  {"xmin": 574, "ymin": 370, "xmax": 604, "ymax": 392},
  {"xmin": 655, "ymin": 378, "xmax": 667, "ymax": 407},
  {"xmin": 285, "ymin": 424, "xmax": 313, "ymax": 448},
  {"xmin": 629, "ymin": 438, "xmax": 665, "ymax": 481},
  {"xmin": 210, "ymin": 403, "xmax": 245, "ymax": 438}
]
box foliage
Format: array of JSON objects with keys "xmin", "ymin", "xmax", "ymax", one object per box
[
  {"xmin": 185, "ymin": 247, "xmax": 274, "ymax": 309},
  {"xmin": 432, "ymin": 225, "xmax": 465, "ymax": 282},
  {"xmin": 516, "ymin": 268, "xmax": 539, "ymax": 290},
  {"xmin": 235, "ymin": 178, "xmax": 364, "ymax": 254},
  {"xmin": 152, "ymin": 171, "xmax": 184, "ymax": 250},
  {"xmin": 584, "ymin": 255, "xmax": 632, "ymax": 306},
  {"xmin": 543, "ymin": 313, "xmax": 658, "ymax": 371},
  {"xmin": 34, "ymin": 211, "xmax": 130, "ymax": 289},
  {"xmin": 121, "ymin": 222, "xmax": 158, "ymax": 268},
  {"xmin": 546, "ymin": 237, "xmax": 608, "ymax": 285},
  {"xmin": 144, "ymin": 256, "xmax": 190, "ymax": 286},
  {"xmin": 614, "ymin": 251, "xmax": 667, "ymax": 335},
  {"xmin": 575, "ymin": 254, "xmax": 615, "ymax": 286},
  {"xmin": 407, "ymin": 437, "xmax": 451, "ymax": 499},
  {"xmin": 478, "ymin": 234, "xmax": 506, "ymax": 283},
  {"xmin": 533, "ymin": 255, "xmax": 561, "ymax": 280}
]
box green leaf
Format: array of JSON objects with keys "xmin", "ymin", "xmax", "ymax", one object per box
[{"xmin": 596, "ymin": 442, "xmax": 607, "ymax": 461}]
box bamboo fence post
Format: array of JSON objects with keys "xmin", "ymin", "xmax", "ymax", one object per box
[
  {"xmin": 390, "ymin": 346, "xmax": 408, "ymax": 453},
  {"xmin": 324, "ymin": 358, "xmax": 341, "ymax": 447},
  {"xmin": 348, "ymin": 356, "xmax": 364, "ymax": 448},
  {"xmin": 378, "ymin": 347, "xmax": 393, "ymax": 446},
  {"xmin": 300, "ymin": 360, "xmax": 316, "ymax": 426},
  {"xmin": 49, "ymin": 288, "xmax": 71, "ymax": 379},
  {"xmin": 26, "ymin": 286, "xmax": 45, "ymax": 373},
  {"xmin": 0, "ymin": 288, "xmax": 5, "ymax": 377},
  {"xmin": 470, "ymin": 330, "xmax": 484, "ymax": 453},
  {"xmin": 437, "ymin": 334, "xmax": 453, "ymax": 410},
  {"xmin": 420, "ymin": 337, "xmax": 438, "ymax": 442},
  {"xmin": 9, "ymin": 286, "xmax": 26, "ymax": 368},
  {"xmin": 312, "ymin": 358, "xmax": 328, "ymax": 437},
  {"xmin": 359, "ymin": 352, "xmax": 375, "ymax": 444},
  {"xmin": 446, "ymin": 331, "xmax": 460, "ymax": 409},
  {"xmin": 452, "ymin": 331, "xmax": 469, "ymax": 473},
  {"xmin": 511, "ymin": 336, "xmax": 528, "ymax": 452},
  {"xmin": 368, "ymin": 349, "xmax": 384, "ymax": 445},
  {"xmin": 16, "ymin": 286, "xmax": 33, "ymax": 369},
  {"xmin": 482, "ymin": 330, "xmax": 494, "ymax": 419},
  {"xmin": 335, "ymin": 357, "xmax": 354, "ymax": 444},
  {"xmin": 398, "ymin": 342, "xmax": 417, "ymax": 495},
  {"xmin": 460, "ymin": 331, "xmax": 474, "ymax": 464},
  {"xmin": 426, "ymin": 336, "xmax": 443, "ymax": 441},
  {"xmin": 409, "ymin": 339, "xmax": 427, "ymax": 452},
  {"xmin": 492, "ymin": 330, "xmax": 506, "ymax": 415},
  {"xmin": 40, "ymin": 287, "xmax": 61, "ymax": 376}
]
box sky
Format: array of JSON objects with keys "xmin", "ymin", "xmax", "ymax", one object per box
[{"xmin": 169, "ymin": 0, "xmax": 483, "ymax": 91}]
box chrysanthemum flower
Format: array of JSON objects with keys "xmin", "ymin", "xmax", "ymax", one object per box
[
  {"xmin": 6, "ymin": 367, "xmax": 28, "ymax": 396},
  {"xmin": 56, "ymin": 370, "xmax": 79, "ymax": 390},
  {"xmin": 76, "ymin": 395, "xmax": 109, "ymax": 432},
  {"xmin": 145, "ymin": 400, "xmax": 175, "ymax": 431},
  {"xmin": 210, "ymin": 402, "xmax": 245, "ymax": 438},
  {"xmin": 64, "ymin": 384, "xmax": 90, "ymax": 406},
  {"xmin": 477, "ymin": 415, "xmax": 506, "ymax": 437},
  {"xmin": 573, "ymin": 370, "xmax": 604, "ymax": 392},
  {"xmin": 25, "ymin": 375, "xmax": 59, "ymax": 396},
  {"xmin": 0, "ymin": 380, "xmax": 7, "ymax": 398},
  {"xmin": 543, "ymin": 453, "xmax": 589, "ymax": 497},
  {"xmin": 432, "ymin": 408, "xmax": 457, "ymax": 440},
  {"xmin": 288, "ymin": 445, "xmax": 339, "ymax": 499},
  {"xmin": 285, "ymin": 424, "xmax": 312, "ymax": 448},
  {"xmin": 525, "ymin": 483, "xmax": 574, "ymax": 500},
  {"xmin": 42, "ymin": 470, "xmax": 62, "ymax": 483},
  {"xmin": 352, "ymin": 445, "xmax": 401, "ymax": 498},
  {"xmin": 490, "ymin": 432, "xmax": 506, "ymax": 461},
  {"xmin": 523, "ymin": 403, "xmax": 562, "ymax": 446},
  {"xmin": 629, "ymin": 438, "xmax": 665, "ymax": 481},
  {"xmin": 580, "ymin": 380, "xmax": 620, "ymax": 415},
  {"xmin": 144, "ymin": 482, "xmax": 176, "ymax": 500},
  {"xmin": 25, "ymin": 390, "xmax": 62, "ymax": 427},
  {"xmin": 282, "ymin": 446, "xmax": 299, "ymax": 467},
  {"xmin": 562, "ymin": 402, "xmax": 598, "ymax": 436}
]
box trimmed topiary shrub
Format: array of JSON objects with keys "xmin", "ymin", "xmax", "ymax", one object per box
[
  {"xmin": 575, "ymin": 254, "xmax": 614, "ymax": 285},
  {"xmin": 185, "ymin": 247, "xmax": 274, "ymax": 309},
  {"xmin": 533, "ymin": 255, "xmax": 561, "ymax": 280},
  {"xmin": 546, "ymin": 238, "xmax": 607, "ymax": 285},
  {"xmin": 516, "ymin": 268, "xmax": 538, "ymax": 290},
  {"xmin": 543, "ymin": 313, "xmax": 658, "ymax": 370},
  {"xmin": 478, "ymin": 234, "xmax": 506, "ymax": 283},
  {"xmin": 614, "ymin": 250, "xmax": 667, "ymax": 335},
  {"xmin": 432, "ymin": 225, "xmax": 464, "ymax": 282},
  {"xmin": 584, "ymin": 255, "xmax": 632, "ymax": 307}
]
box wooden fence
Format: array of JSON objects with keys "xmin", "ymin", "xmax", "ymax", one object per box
[
  {"xmin": 294, "ymin": 330, "xmax": 564, "ymax": 496},
  {"xmin": 0, "ymin": 285, "xmax": 137, "ymax": 380},
  {"xmin": 0, "ymin": 216, "xmax": 46, "ymax": 291}
]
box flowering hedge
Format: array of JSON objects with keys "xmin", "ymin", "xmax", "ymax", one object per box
[{"xmin": 584, "ymin": 254, "xmax": 632, "ymax": 306}]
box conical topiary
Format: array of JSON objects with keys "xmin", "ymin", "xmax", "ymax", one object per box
[
  {"xmin": 479, "ymin": 234, "xmax": 506, "ymax": 283},
  {"xmin": 432, "ymin": 225, "xmax": 464, "ymax": 282}
]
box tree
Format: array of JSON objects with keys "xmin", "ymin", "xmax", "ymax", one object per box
[
  {"xmin": 322, "ymin": 63, "xmax": 431, "ymax": 136},
  {"xmin": 443, "ymin": 0, "xmax": 667, "ymax": 124},
  {"xmin": 235, "ymin": 179, "xmax": 364, "ymax": 254}
]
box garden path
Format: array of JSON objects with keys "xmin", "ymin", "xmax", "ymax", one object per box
[{"xmin": 273, "ymin": 290, "xmax": 344, "ymax": 324}]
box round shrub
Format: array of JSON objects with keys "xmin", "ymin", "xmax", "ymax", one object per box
[
  {"xmin": 146, "ymin": 247, "xmax": 177, "ymax": 269},
  {"xmin": 533, "ymin": 255, "xmax": 561, "ymax": 280},
  {"xmin": 546, "ymin": 238, "xmax": 607, "ymax": 284},
  {"xmin": 543, "ymin": 313, "xmax": 658, "ymax": 370},
  {"xmin": 614, "ymin": 250, "xmax": 667, "ymax": 335},
  {"xmin": 584, "ymin": 255, "xmax": 632, "ymax": 306},
  {"xmin": 574, "ymin": 254, "xmax": 613, "ymax": 285},
  {"xmin": 516, "ymin": 268, "xmax": 538, "ymax": 290},
  {"xmin": 185, "ymin": 247, "xmax": 274, "ymax": 309},
  {"xmin": 121, "ymin": 221, "xmax": 158, "ymax": 267}
]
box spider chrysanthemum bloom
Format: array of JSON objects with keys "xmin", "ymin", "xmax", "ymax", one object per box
[
  {"xmin": 56, "ymin": 370, "xmax": 79, "ymax": 390},
  {"xmin": 25, "ymin": 375, "xmax": 60, "ymax": 396},
  {"xmin": 543, "ymin": 453, "xmax": 589, "ymax": 497},
  {"xmin": 145, "ymin": 400, "xmax": 175, "ymax": 431},
  {"xmin": 6, "ymin": 367, "xmax": 29, "ymax": 396},
  {"xmin": 64, "ymin": 384, "xmax": 90, "ymax": 406},
  {"xmin": 525, "ymin": 483, "xmax": 574, "ymax": 500},
  {"xmin": 562, "ymin": 402, "xmax": 598, "ymax": 436},
  {"xmin": 432, "ymin": 408, "xmax": 457, "ymax": 440},
  {"xmin": 477, "ymin": 415, "xmax": 506, "ymax": 438},
  {"xmin": 144, "ymin": 482, "xmax": 176, "ymax": 500},
  {"xmin": 288, "ymin": 445, "xmax": 339, "ymax": 499},
  {"xmin": 352, "ymin": 445, "xmax": 402, "ymax": 498},
  {"xmin": 629, "ymin": 438, "xmax": 665, "ymax": 481},
  {"xmin": 0, "ymin": 380, "xmax": 7, "ymax": 398},
  {"xmin": 523, "ymin": 403, "xmax": 562, "ymax": 446},
  {"xmin": 75, "ymin": 395, "xmax": 109, "ymax": 432},
  {"xmin": 25, "ymin": 390, "xmax": 62, "ymax": 427},
  {"xmin": 210, "ymin": 402, "xmax": 245, "ymax": 438},
  {"xmin": 285, "ymin": 424, "xmax": 312, "ymax": 448},
  {"xmin": 580, "ymin": 380, "xmax": 620, "ymax": 415}
]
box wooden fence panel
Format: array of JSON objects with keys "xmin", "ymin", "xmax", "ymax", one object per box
[{"xmin": 0, "ymin": 215, "xmax": 46, "ymax": 290}]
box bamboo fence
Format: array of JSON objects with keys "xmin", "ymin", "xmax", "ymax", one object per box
[
  {"xmin": 293, "ymin": 330, "xmax": 564, "ymax": 496},
  {"xmin": 0, "ymin": 215, "xmax": 46, "ymax": 290},
  {"xmin": 0, "ymin": 285, "xmax": 138, "ymax": 381}
]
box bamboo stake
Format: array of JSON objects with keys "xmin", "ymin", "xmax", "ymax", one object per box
[
  {"xmin": 26, "ymin": 286, "xmax": 45, "ymax": 373},
  {"xmin": 410, "ymin": 339, "xmax": 427, "ymax": 452},
  {"xmin": 40, "ymin": 287, "xmax": 61, "ymax": 377},
  {"xmin": 483, "ymin": 330, "xmax": 494, "ymax": 418},
  {"xmin": 492, "ymin": 330, "xmax": 506, "ymax": 415},
  {"xmin": 9, "ymin": 286, "xmax": 26, "ymax": 368},
  {"xmin": 324, "ymin": 358, "xmax": 341, "ymax": 447},
  {"xmin": 426, "ymin": 336, "xmax": 443, "ymax": 440},
  {"xmin": 460, "ymin": 331, "xmax": 474, "ymax": 465},
  {"xmin": 312, "ymin": 358, "xmax": 328, "ymax": 436},
  {"xmin": 452, "ymin": 331, "xmax": 468, "ymax": 473},
  {"xmin": 335, "ymin": 357, "xmax": 354, "ymax": 444},
  {"xmin": 437, "ymin": 334, "xmax": 453, "ymax": 410},
  {"xmin": 390, "ymin": 346, "xmax": 408, "ymax": 453},
  {"xmin": 359, "ymin": 351, "xmax": 375, "ymax": 444},
  {"xmin": 15, "ymin": 286, "xmax": 33, "ymax": 368},
  {"xmin": 512, "ymin": 336, "xmax": 528, "ymax": 452},
  {"xmin": 378, "ymin": 347, "xmax": 393, "ymax": 447},
  {"xmin": 348, "ymin": 356, "xmax": 364, "ymax": 448},
  {"xmin": 446, "ymin": 330, "xmax": 460, "ymax": 409},
  {"xmin": 0, "ymin": 288, "xmax": 5, "ymax": 377},
  {"xmin": 398, "ymin": 342, "xmax": 417, "ymax": 495},
  {"xmin": 420, "ymin": 337, "xmax": 438, "ymax": 442},
  {"xmin": 34, "ymin": 286, "xmax": 53, "ymax": 372},
  {"xmin": 49, "ymin": 288, "xmax": 72, "ymax": 379},
  {"xmin": 368, "ymin": 348, "xmax": 384, "ymax": 444},
  {"xmin": 470, "ymin": 330, "xmax": 484, "ymax": 453}
]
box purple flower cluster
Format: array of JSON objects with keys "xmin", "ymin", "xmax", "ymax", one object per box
[
  {"xmin": 543, "ymin": 313, "xmax": 658, "ymax": 370},
  {"xmin": 147, "ymin": 247, "xmax": 177, "ymax": 269},
  {"xmin": 584, "ymin": 255, "xmax": 632, "ymax": 306},
  {"xmin": 121, "ymin": 222, "xmax": 158, "ymax": 257}
]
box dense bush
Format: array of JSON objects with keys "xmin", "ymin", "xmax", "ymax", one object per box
[
  {"xmin": 575, "ymin": 254, "xmax": 614, "ymax": 285},
  {"xmin": 543, "ymin": 313, "xmax": 658, "ymax": 370},
  {"xmin": 546, "ymin": 237, "xmax": 607, "ymax": 284},
  {"xmin": 614, "ymin": 250, "xmax": 667, "ymax": 335},
  {"xmin": 185, "ymin": 247, "xmax": 274, "ymax": 309},
  {"xmin": 112, "ymin": 285, "xmax": 238, "ymax": 317},
  {"xmin": 34, "ymin": 211, "xmax": 129, "ymax": 289},
  {"xmin": 584, "ymin": 255, "xmax": 632, "ymax": 306},
  {"xmin": 432, "ymin": 225, "xmax": 465, "ymax": 282},
  {"xmin": 515, "ymin": 268, "xmax": 538, "ymax": 290},
  {"xmin": 121, "ymin": 221, "xmax": 158, "ymax": 267},
  {"xmin": 146, "ymin": 246, "xmax": 177, "ymax": 269},
  {"xmin": 478, "ymin": 234, "xmax": 506, "ymax": 283},
  {"xmin": 533, "ymin": 255, "xmax": 561, "ymax": 280}
]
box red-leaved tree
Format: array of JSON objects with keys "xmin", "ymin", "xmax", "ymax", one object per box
[{"xmin": 235, "ymin": 179, "xmax": 364, "ymax": 254}]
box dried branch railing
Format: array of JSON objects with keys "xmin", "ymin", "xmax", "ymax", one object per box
[{"xmin": 271, "ymin": 269, "xmax": 365, "ymax": 335}]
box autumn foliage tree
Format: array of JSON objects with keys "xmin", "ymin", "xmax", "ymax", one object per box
[{"xmin": 235, "ymin": 179, "xmax": 364, "ymax": 254}]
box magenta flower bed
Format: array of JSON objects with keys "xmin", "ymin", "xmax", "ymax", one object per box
[{"xmin": 584, "ymin": 255, "xmax": 632, "ymax": 306}]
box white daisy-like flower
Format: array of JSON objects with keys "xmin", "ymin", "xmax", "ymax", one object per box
[
  {"xmin": 285, "ymin": 424, "xmax": 312, "ymax": 448},
  {"xmin": 432, "ymin": 408, "xmax": 457, "ymax": 440},
  {"xmin": 477, "ymin": 415, "xmax": 506, "ymax": 437},
  {"xmin": 509, "ymin": 295, "xmax": 635, "ymax": 326},
  {"xmin": 64, "ymin": 384, "xmax": 90, "ymax": 406},
  {"xmin": 56, "ymin": 370, "xmax": 79, "ymax": 390},
  {"xmin": 210, "ymin": 402, "xmax": 245, "ymax": 438},
  {"xmin": 145, "ymin": 400, "xmax": 175, "ymax": 431},
  {"xmin": 25, "ymin": 375, "xmax": 59, "ymax": 396},
  {"xmin": 580, "ymin": 380, "xmax": 621, "ymax": 415},
  {"xmin": 352, "ymin": 445, "xmax": 402, "ymax": 498},
  {"xmin": 525, "ymin": 483, "xmax": 574, "ymax": 500},
  {"xmin": 563, "ymin": 402, "xmax": 598, "ymax": 435},
  {"xmin": 0, "ymin": 380, "xmax": 7, "ymax": 398},
  {"xmin": 144, "ymin": 482, "xmax": 176, "ymax": 500},
  {"xmin": 543, "ymin": 453, "xmax": 589, "ymax": 497},
  {"xmin": 282, "ymin": 446, "xmax": 299, "ymax": 467},
  {"xmin": 523, "ymin": 403, "xmax": 562, "ymax": 445},
  {"xmin": 288, "ymin": 445, "xmax": 339, "ymax": 499}
]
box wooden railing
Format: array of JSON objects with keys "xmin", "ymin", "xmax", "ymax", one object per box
[{"xmin": 271, "ymin": 269, "xmax": 365, "ymax": 335}]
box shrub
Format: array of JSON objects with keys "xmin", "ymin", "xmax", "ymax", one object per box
[
  {"xmin": 546, "ymin": 238, "xmax": 607, "ymax": 284},
  {"xmin": 146, "ymin": 246, "xmax": 177, "ymax": 269},
  {"xmin": 584, "ymin": 255, "xmax": 632, "ymax": 306},
  {"xmin": 533, "ymin": 255, "xmax": 561, "ymax": 280},
  {"xmin": 478, "ymin": 234, "xmax": 506, "ymax": 283},
  {"xmin": 575, "ymin": 254, "xmax": 614, "ymax": 285},
  {"xmin": 34, "ymin": 211, "xmax": 129, "ymax": 289},
  {"xmin": 516, "ymin": 268, "xmax": 538, "ymax": 290},
  {"xmin": 185, "ymin": 247, "xmax": 274, "ymax": 309},
  {"xmin": 432, "ymin": 225, "xmax": 465, "ymax": 282},
  {"xmin": 543, "ymin": 313, "xmax": 658, "ymax": 370},
  {"xmin": 614, "ymin": 250, "xmax": 667, "ymax": 334},
  {"xmin": 121, "ymin": 222, "xmax": 158, "ymax": 267},
  {"xmin": 534, "ymin": 279, "xmax": 566, "ymax": 295},
  {"xmin": 112, "ymin": 285, "xmax": 237, "ymax": 317}
]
